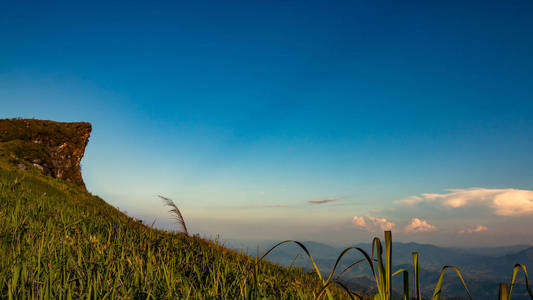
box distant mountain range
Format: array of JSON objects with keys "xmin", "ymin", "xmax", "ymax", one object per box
[{"xmin": 226, "ymin": 239, "xmax": 533, "ymax": 299}]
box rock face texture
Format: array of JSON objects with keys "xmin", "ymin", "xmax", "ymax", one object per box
[{"xmin": 0, "ymin": 119, "xmax": 91, "ymax": 189}]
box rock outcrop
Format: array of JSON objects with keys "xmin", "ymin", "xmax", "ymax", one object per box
[{"xmin": 0, "ymin": 118, "xmax": 91, "ymax": 189}]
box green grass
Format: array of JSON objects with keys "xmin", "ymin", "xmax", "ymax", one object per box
[{"xmin": 0, "ymin": 152, "xmax": 353, "ymax": 299}]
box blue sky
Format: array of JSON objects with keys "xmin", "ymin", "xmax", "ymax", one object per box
[{"xmin": 1, "ymin": 0, "xmax": 533, "ymax": 246}]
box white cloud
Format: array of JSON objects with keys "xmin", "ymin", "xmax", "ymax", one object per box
[
  {"xmin": 352, "ymin": 216, "xmax": 395, "ymax": 232},
  {"xmin": 404, "ymin": 218, "xmax": 437, "ymax": 233},
  {"xmin": 458, "ymin": 225, "xmax": 487, "ymax": 234},
  {"xmin": 352, "ymin": 216, "xmax": 366, "ymax": 227},
  {"xmin": 397, "ymin": 188, "xmax": 533, "ymax": 216},
  {"xmin": 309, "ymin": 197, "xmax": 340, "ymax": 204},
  {"xmin": 398, "ymin": 195, "xmax": 424, "ymax": 206}
]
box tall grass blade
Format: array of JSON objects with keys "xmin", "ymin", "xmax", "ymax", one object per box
[
  {"xmin": 385, "ymin": 231, "xmax": 392, "ymax": 300},
  {"xmin": 413, "ymin": 252, "xmax": 421, "ymax": 300},
  {"xmin": 431, "ymin": 266, "xmax": 472, "ymax": 300},
  {"xmin": 336, "ymin": 258, "xmax": 366, "ymax": 280},
  {"xmin": 159, "ymin": 195, "xmax": 189, "ymax": 236},
  {"xmin": 257, "ymin": 240, "xmax": 334, "ymax": 300},
  {"xmin": 508, "ymin": 264, "xmax": 532, "ymax": 299},
  {"xmin": 325, "ymin": 247, "xmax": 376, "ymax": 283},
  {"xmin": 392, "ymin": 269, "xmax": 409, "ymax": 300},
  {"xmin": 499, "ymin": 283, "xmax": 509, "ymax": 300},
  {"xmin": 373, "ymin": 237, "xmax": 386, "ymax": 300},
  {"xmin": 253, "ymin": 246, "xmax": 259, "ymax": 299},
  {"xmin": 289, "ymin": 254, "xmax": 301, "ymax": 269},
  {"xmin": 315, "ymin": 280, "xmax": 362, "ymax": 300}
]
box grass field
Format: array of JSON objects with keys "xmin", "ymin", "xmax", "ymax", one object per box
[{"xmin": 0, "ymin": 155, "xmax": 354, "ymax": 299}]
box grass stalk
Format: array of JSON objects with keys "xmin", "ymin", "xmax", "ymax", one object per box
[
  {"xmin": 159, "ymin": 195, "xmax": 189, "ymax": 236},
  {"xmin": 412, "ymin": 252, "xmax": 421, "ymax": 300},
  {"xmin": 508, "ymin": 264, "xmax": 532, "ymax": 299},
  {"xmin": 500, "ymin": 283, "xmax": 509, "ymax": 300}
]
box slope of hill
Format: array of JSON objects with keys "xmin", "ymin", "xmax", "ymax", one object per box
[
  {"xmin": 449, "ymin": 245, "xmax": 533, "ymax": 258},
  {"xmin": 0, "ymin": 119, "xmax": 351, "ymax": 299}
]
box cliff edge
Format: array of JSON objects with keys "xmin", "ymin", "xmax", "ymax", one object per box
[{"xmin": 0, "ymin": 118, "xmax": 91, "ymax": 189}]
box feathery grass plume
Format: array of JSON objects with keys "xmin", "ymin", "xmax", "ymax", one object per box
[{"xmin": 159, "ymin": 195, "xmax": 189, "ymax": 236}]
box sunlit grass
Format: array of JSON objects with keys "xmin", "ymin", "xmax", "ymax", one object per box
[
  {"xmin": 0, "ymin": 159, "xmax": 351, "ymax": 299},
  {"xmin": 499, "ymin": 264, "xmax": 532, "ymax": 300}
]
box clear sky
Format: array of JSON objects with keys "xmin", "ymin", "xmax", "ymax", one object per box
[{"xmin": 1, "ymin": 0, "xmax": 533, "ymax": 246}]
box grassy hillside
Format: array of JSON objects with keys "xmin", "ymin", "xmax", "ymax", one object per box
[{"xmin": 0, "ymin": 153, "xmax": 350, "ymax": 299}]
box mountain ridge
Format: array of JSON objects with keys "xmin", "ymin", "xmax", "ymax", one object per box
[{"xmin": 227, "ymin": 239, "xmax": 533, "ymax": 299}]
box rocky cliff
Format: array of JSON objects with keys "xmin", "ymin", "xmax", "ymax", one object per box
[{"xmin": 0, "ymin": 118, "xmax": 91, "ymax": 189}]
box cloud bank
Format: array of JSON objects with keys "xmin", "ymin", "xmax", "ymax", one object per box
[
  {"xmin": 397, "ymin": 188, "xmax": 533, "ymax": 216},
  {"xmin": 309, "ymin": 197, "xmax": 340, "ymax": 204},
  {"xmin": 352, "ymin": 216, "xmax": 395, "ymax": 232},
  {"xmin": 458, "ymin": 225, "xmax": 487, "ymax": 234},
  {"xmin": 353, "ymin": 216, "xmax": 437, "ymax": 234},
  {"xmin": 404, "ymin": 218, "xmax": 437, "ymax": 233}
]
